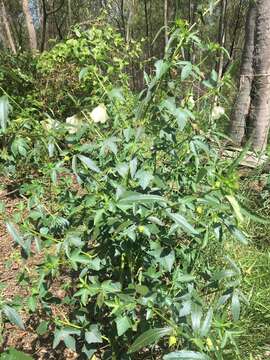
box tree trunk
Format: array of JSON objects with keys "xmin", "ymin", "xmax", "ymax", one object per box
[
  {"xmin": 164, "ymin": 0, "xmax": 168, "ymax": 48},
  {"xmin": 0, "ymin": 0, "xmax": 16, "ymax": 54},
  {"xmin": 217, "ymin": 0, "xmax": 227, "ymax": 82},
  {"xmin": 22, "ymin": 0, "xmax": 38, "ymax": 51},
  {"xmin": 120, "ymin": 0, "xmax": 126, "ymax": 40},
  {"xmin": 188, "ymin": 1, "xmax": 198, "ymax": 62},
  {"xmin": 223, "ymin": 0, "xmax": 243, "ymax": 74},
  {"xmin": 144, "ymin": 0, "xmax": 151, "ymax": 66},
  {"xmin": 40, "ymin": 0, "xmax": 47, "ymax": 52},
  {"xmin": 229, "ymin": 2, "xmax": 256, "ymax": 145},
  {"xmin": 68, "ymin": 0, "xmax": 72, "ymax": 28},
  {"xmin": 126, "ymin": 0, "xmax": 134, "ymax": 43},
  {"xmin": 248, "ymin": 0, "xmax": 270, "ymax": 151}
]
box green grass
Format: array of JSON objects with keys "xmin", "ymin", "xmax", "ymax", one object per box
[
  {"xmin": 228, "ymin": 177, "xmax": 270, "ymax": 359},
  {"xmin": 235, "ymin": 245, "xmax": 270, "ymax": 359}
]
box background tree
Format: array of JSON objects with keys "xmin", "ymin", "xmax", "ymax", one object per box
[
  {"xmin": 230, "ymin": 0, "xmax": 270, "ymax": 151},
  {"xmin": 229, "ymin": 1, "xmax": 256, "ymax": 145},
  {"xmin": 22, "ymin": 0, "xmax": 38, "ymax": 51},
  {"xmin": 248, "ymin": 0, "xmax": 270, "ymax": 150},
  {"xmin": 0, "ymin": 0, "xmax": 16, "ymax": 54}
]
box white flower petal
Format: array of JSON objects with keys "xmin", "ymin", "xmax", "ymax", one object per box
[
  {"xmin": 66, "ymin": 114, "xmax": 82, "ymax": 134},
  {"xmin": 90, "ymin": 104, "xmax": 109, "ymax": 124},
  {"xmin": 211, "ymin": 106, "xmax": 225, "ymax": 120}
]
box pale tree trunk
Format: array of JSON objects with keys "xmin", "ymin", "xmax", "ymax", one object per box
[
  {"xmin": 144, "ymin": 0, "xmax": 150, "ymax": 56},
  {"xmin": 229, "ymin": 2, "xmax": 256, "ymax": 145},
  {"xmin": 223, "ymin": 0, "xmax": 243, "ymax": 73},
  {"xmin": 213, "ymin": 0, "xmax": 227, "ymax": 107},
  {"xmin": 120, "ymin": 0, "xmax": 126, "ymax": 39},
  {"xmin": 0, "ymin": 20, "xmax": 8, "ymax": 48},
  {"xmin": 68, "ymin": 0, "xmax": 72, "ymax": 28},
  {"xmin": 164, "ymin": 0, "xmax": 168, "ymax": 48},
  {"xmin": 126, "ymin": 0, "xmax": 135, "ymax": 43},
  {"xmin": 217, "ymin": 0, "xmax": 227, "ymax": 81},
  {"xmin": 0, "ymin": 0, "xmax": 16, "ymax": 54},
  {"xmin": 22, "ymin": 0, "xmax": 38, "ymax": 51},
  {"xmin": 187, "ymin": 1, "xmax": 198, "ymax": 63},
  {"xmin": 248, "ymin": 0, "xmax": 270, "ymax": 151}
]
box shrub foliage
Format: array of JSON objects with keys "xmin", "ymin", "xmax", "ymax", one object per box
[{"xmin": 0, "ymin": 21, "xmax": 249, "ymax": 359}]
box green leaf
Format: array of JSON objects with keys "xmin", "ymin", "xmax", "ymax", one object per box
[
  {"xmin": 78, "ymin": 155, "xmax": 100, "ymax": 173},
  {"xmin": 135, "ymin": 285, "xmax": 149, "ymax": 296},
  {"xmin": 162, "ymin": 97, "xmax": 176, "ymax": 113},
  {"xmin": 116, "ymin": 163, "xmax": 129, "ymax": 178},
  {"xmin": 119, "ymin": 192, "xmax": 168, "ymax": 205},
  {"xmin": 136, "ymin": 170, "xmax": 153, "ymax": 190},
  {"xmin": 0, "ymin": 96, "xmax": 11, "ymax": 131},
  {"xmin": 116, "ymin": 316, "xmax": 132, "ymax": 336},
  {"xmin": 101, "ymin": 137, "xmax": 118, "ymax": 155},
  {"xmin": 82, "ymin": 346, "xmax": 96, "ymax": 359},
  {"xmin": 175, "ymin": 108, "xmax": 188, "ymax": 130},
  {"xmin": 36, "ymin": 321, "xmax": 49, "ymax": 336},
  {"xmin": 11, "ymin": 138, "xmax": 29, "ymax": 157},
  {"xmin": 69, "ymin": 250, "xmax": 90, "ymax": 266},
  {"xmin": 191, "ymin": 304, "xmax": 202, "ymax": 332},
  {"xmin": 226, "ymin": 195, "xmax": 243, "ymax": 223},
  {"xmin": 177, "ymin": 274, "xmax": 195, "ymax": 283},
  {"xmin": 163, "ymin": 351, "xmax": 210, "ymax": 359},
  {"xmin": 200, "ymin": 308, "xmax": 213, "ymax": 337},
  {"xmin": 213, "ymin": 269, "xmax": 237, "ymax": 281},
  {"xmin": 6, "ymin": 222, "xmax": 27, "ymax": 254},
  {"xmin": 168, "ymin": 212, "xmax": 199, "ymax": 235},
  {"xmin": 0, "ymin": 348, "xmax": 33, "ymax": 360},
  {"xmin": 229, "ymin": 226, "xmax": 248, "ymax": 245},
  {"xmin": 226, "ymin": 139, "xmax": 252, "ymax": 173},
  {"xmin": 128, "ymin": 327, "xmax": 172, "ymax": 354},
  {"xmin": 101, "ymin": 281, "xmax": 121, "ymax": 293},
  {"xmin": 181, "ymin": 63, "xmax": 192, "ymax": 81},
  {"xmin": 129, "ymin": 157, "xmax": 138, "ymax": 179},
  {"xmin": 79, "ymin": 67, "xmax": 88, "ymax": 81},
  {"xmin": 72, "ymin": 155, "xmax": 82, "ymax": 184},
  {"xmin": 109, "ymin": 88, "xmax": 125, "ymax": 101},
  {"xmin": 231, "ymin": 291, "xmax": 240, "ymax": 321},
  {"xmin": 159, "ymin": 250, "xmax": 175, "ymax": 272},
  {"xmin": 63, "ymin": 335, "xmax": 76, "ymax": 351},
  {"xmin": 210, "ymin": 69, "xmax": 218, "ymax": 82},
  {"xmin": 2, "ymin": 305, "xmax": 25, "ymax": 330},
  {"xmin": 155, "ymin": 60, "xmax": 170, "ymax": 80},
  {"xmin": 239, "ymin": 203, "xmax": 270, "ymax": 224},
  {"xmin": 85, "ymin": 325, "xmax": 103, "ymax": 344},
  {"xmin": 53, "ymin": 328, "xmax": 80, "ymax": 350}
]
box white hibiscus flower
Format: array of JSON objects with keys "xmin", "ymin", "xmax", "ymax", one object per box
[
  {"xmin": 211, "ymin": 105, "xmax": 225, "ymax": 120},
  {"xmin": 90, "ymin": 104, "xmax": 109, "ymax": 124},
  {"xmin": 66, "ymin": 114, "xmax": 82, "ymax": 134}
]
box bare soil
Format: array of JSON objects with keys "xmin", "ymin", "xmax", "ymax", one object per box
[{"xmin": 0, "ymin": 182, "xmax": 77, "ymax": 359}]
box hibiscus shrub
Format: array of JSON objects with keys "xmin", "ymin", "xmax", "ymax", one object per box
[{"xmin": 0, "ymin": 23, "xmax": 250, "ymax": 360}]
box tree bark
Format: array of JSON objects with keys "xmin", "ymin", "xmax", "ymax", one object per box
[
  {"xmin": 68, "ymin": 0, "xmax": 72, "ymax": 28},
  {"xmin": 217, "ymin": 0, "xmax": 227, "ymax": 82},
  {"xmin": 120, "ymin": 0, "xmax": 126, "ymax": 40},
  {"xmin": 248, "ymin": 0, "xmax": 270, "ymax": 151},
  {"xmin": 223, "ymin": 0, "xmax": 243, "ymax": 74},
  {"xmin": 40, "ymin": 0, "xmax": 47, "ymax": 51},
  {"xmin": 0, "ymin": 0, "xmax": 16, "ymax": 54},
  {"xmin": 164, "ymin": 0, "xmax": 168, "ymax": 48},
  {"xmin": 144, "ymin": 0, "xmax": 151, "ymax": 65},
  {"xmin": 229, "ymin": 2, "xmax": 256, "ymax": 145},
  {"xmin": 126, "ymin": 0, "xmax": 134, "ymax": 43},
  {"xmin": 22, "ymin": 0, "xmax": 38, "ymax": 51}
]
